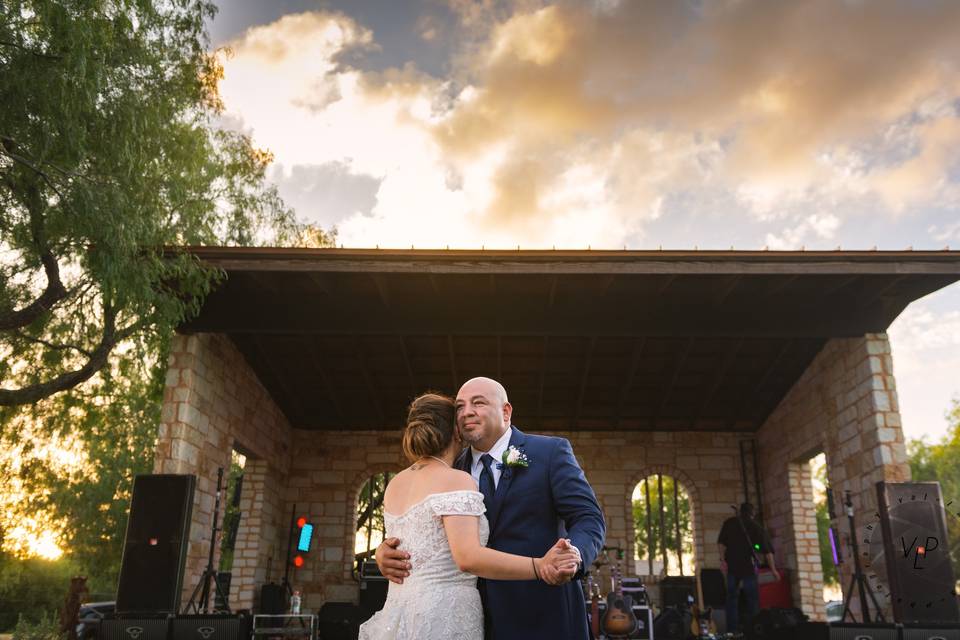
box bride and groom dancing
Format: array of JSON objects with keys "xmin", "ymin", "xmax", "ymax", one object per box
[{"xmin": 359, "ymin": 376, "xmax": 606, "ymax": 640}]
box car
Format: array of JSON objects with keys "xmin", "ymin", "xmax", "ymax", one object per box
[
  {"xmin": 825, "ymin": 599, "xmax": 843, "ymax": 623},
  {"xmin": 76, "ymin": 601, "xmax": 115, "ymax": 640}
]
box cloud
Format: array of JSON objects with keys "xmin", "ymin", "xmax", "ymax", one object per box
[
  {"xmin": 888, "ymin": 295, "xmax": 960, "ymax": 441},
  {"xmin": 216, "ymin": 2, "xmax": 960, "ymax": 248}
]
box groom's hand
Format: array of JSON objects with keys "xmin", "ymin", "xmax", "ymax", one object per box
[
  {"xmin": 375, "ymin": 537, "xmax": 411, "ymax": 585},
  {"xmin": 539, "ymin": 538, "xmax": 581, "ymax": 585}
]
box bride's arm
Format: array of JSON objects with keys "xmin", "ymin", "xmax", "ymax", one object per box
[{"xmin": 444, "ymin": 515, "xmax": 579, "ymax": 581}]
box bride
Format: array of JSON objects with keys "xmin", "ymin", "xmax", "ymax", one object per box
[{"xmin": 358, "ymin": 392, "xmax": 579, "ymax": 639}]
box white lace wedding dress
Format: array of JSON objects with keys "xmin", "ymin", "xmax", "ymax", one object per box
[{"xmin": 358, "ymin": 490, "xmax": 488, "ymax": 640}]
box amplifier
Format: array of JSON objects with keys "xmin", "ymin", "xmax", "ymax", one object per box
[
  {"xmin": 169, "ymin": 614, "xmax": 250, "ymax": 640},
  {"xmin": 631, "ymin": 605, "xmax": 654, "ymax": 640},
  {"xmin": 829, "ymin": 622, "xmax": 900, "ymax": 640},
  {"xmin": 902, "ymin": 624, "xmax": 960, "ymax": 640},
  {"xmin": 98, "ymin": 617, "xmax": 170, "ymax": 640}
]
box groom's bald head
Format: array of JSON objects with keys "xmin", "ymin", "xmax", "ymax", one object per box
[{"xmin": 461, "ymin": 377, "xmax": 508, "ymax": 404}]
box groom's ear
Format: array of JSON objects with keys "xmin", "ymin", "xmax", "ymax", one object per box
[{"xmin": 502, "ymin": 401, "xmax": 513, "ymax": 425}]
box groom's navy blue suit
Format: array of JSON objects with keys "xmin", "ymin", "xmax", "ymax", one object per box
[{"xmin": 455, "ymin": 425, "xmax": 605, "ymax": 640}]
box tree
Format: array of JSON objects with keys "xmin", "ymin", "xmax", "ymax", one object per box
[
  {"xmin": 0, "ymin": 0, "xmax": 306, "ymax": 407},
  {"xmin": 908, "ymin": 397, "xmax": 960, "ymax": 582},
  {"xmin": 0, "ymin": 0, "xmax": 336, "ymax": 609},
  {"xmin": 632, "ymin": 474, "xmax": 693, "ymax": 575}
]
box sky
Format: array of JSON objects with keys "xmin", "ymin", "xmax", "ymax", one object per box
[{"xmin": 205, "ymin": 0, "xmax": 960, "ymax": 442}]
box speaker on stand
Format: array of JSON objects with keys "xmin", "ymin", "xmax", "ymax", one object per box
[{"xmin": 115, "ymin": 474, "xmax": 196, "ymax": 615}]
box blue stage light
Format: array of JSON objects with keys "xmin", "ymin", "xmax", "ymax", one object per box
[{"xmin": 297, "ymin": 523, "xmax": 314, "ymax": 552}]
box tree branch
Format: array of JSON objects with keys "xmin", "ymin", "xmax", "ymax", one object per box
[
  {"xmin": 0, "ymin": 139, "xmax": 71, "ymax": 331},
  {"xmin": 0, "ymin": 39, "xmax": 63, "ymax": 60},
  {"xmin": 11, "ymin": 330, "xmax": 93, "ymax": 358},
  {"xmin": 0, "ymin": 307, "xmax": 145, "ymax": 406}
]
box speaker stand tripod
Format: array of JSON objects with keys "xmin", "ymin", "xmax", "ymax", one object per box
[
  {"xmin": 840, "ymin": 490, "xmax": 885, "ymax": 624},
  {"xmin": 185, "ymin": 467, "xmax": 232, "ymax": 614}
]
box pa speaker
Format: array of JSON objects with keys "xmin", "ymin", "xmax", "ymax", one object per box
[
  {"xmin": 258, "ymin": 583, "xmax": 285, "ymax": 614},
  {"xmin": 169, "ymin": 614, "xmax": 250, "ymax": 640},
  {"xmin": 318, "ymin": 602, "xmax": 361, "ymax": 640},
  {"xmin": 902, "ymin": 623, "xmax": 960, "ymax": 640},
  {"xmin": 829, "ymin": 622, "xmax": 900, "ymax": 640},
  {"xmin": 659, "ymin": 576, "xmax": 696, "ymax": 608},
  {"xmin": 359, "ymin": 577, "xmax": 388, "ymax": 620},
  {"xmin": 98, "ymin": 617, "xmax": 170, "ymax": 640},
  {"xmin": 116, "ymin": 474, "xmax": 196, "ymax": 614},
  {"xmin": 700, "ymin": 568, "xmax": 726, "ymax": 607}
]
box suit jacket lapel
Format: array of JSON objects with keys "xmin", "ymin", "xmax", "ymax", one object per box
[
  {"xmin": 454, "ymin": 447, "xmax": 471, "ymax": 473},
  {"xmin": 487, "ymin": 426, "xmax": 526, "ymax": 532}
]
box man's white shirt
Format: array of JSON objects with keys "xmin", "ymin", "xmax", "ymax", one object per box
[{"xmin": 469, "ymin": 426, "xmax": 513, "ymax": 488}]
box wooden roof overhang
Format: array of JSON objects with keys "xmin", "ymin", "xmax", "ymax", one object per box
[{"xmin": 177, "ymin": 248, "xmax": 960, "ymax": 432}]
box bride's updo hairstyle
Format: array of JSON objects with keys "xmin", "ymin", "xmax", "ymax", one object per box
[{"xmin": 402, "ymin": 393, "xmax": 456, "ymax": 462}]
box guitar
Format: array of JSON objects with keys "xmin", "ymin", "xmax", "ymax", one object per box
[
  {"xmin": 586, "ymin": 573, "xmax": 601, "ymax": 640},
  {"xmin": 601, "ymin": 556, "xmax": 638, "ymax": 637},
  {"xmin": 690, "ymin": 602, "xmax": 718, "ymax": 638}
]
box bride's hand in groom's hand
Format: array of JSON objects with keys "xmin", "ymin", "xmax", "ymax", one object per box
[
  {"xmin": 538, "ymin": 538, "xmax": 581, "ymax": 585},
  {"xmin": 375, "ymin": 537, "xmax": 411, "ymax": 585}
]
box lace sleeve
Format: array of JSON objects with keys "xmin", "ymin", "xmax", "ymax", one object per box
[{"xmin": 430, "ymin": 490, "xmax": 486, "ymax": 517}]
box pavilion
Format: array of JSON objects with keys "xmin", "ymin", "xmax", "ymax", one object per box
[{"xmin": 154, "ymin": 247, "xmax": 960, "ymax": 620}]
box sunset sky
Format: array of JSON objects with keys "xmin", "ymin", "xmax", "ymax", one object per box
[{"xmin": 205, "ymin": 0, "xmax": 960, "ymax": 442}]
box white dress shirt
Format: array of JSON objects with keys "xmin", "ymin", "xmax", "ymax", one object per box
[{"xmin": 469, "ymin": 426, "xmax": 513, "ymax": 489}]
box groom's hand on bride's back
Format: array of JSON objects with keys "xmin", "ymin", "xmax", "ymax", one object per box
[
  {"xmin": 539, "ymin": 538, "xmax": 581, "ymax": 586},
  {"xmin": 375, "ymin": 537, "xmax": 411, "ymax": 584}
]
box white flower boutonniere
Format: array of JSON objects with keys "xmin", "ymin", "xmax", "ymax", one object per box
[{"xmin": 500, "ymin": 445, "xmax": 529, "ymax": 469}]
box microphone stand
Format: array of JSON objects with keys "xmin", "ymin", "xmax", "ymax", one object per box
[
  {"xmin": 185, "ymin": 467, "xmax": 231, "ymax": 614},
  {"xmin": 840, "ymin": 490, "xmax": 884, "ymax": 623}
]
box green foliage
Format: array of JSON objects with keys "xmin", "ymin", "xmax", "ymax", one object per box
[
  {"xmin": 12, "ymin": 610, "xmax": 62, "ymax": 640},
  {"xmin": 218, "ymin": 453, "xmax": 245, "ymax": 572},
  {"xmin": 907, "ymin": 397, "xmax": 960, "ymax": 582},
  {"xmin": 632, "ymin": 474, "xmax": 693, "ymax": 575},
  {"xmin": 0, "ymin": 550, "xmax": 76, "ymax": 633},
  {"xmin": 815, "ymin": 498, "xmax": 839, "ymax": 585},
  {"xmin": 0, "ymin": 0, "xmax": 312, "ymax": 407},
  {"xmin": 356, "ymin": 472, "xmax": 392, "ymax": 557}
]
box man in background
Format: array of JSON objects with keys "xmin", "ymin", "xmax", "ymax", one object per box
[{"xmin": 717, "ymin": 502, "xmax": 779, "ymax": 633}]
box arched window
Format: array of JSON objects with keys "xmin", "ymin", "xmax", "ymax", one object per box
[
  {"xmin": 355, "ymin": 472, "xmax": 395, "ymax": 562},
  {"xmin": 632, "ymin": 474, "xmax": 694, "ymax": 577}
]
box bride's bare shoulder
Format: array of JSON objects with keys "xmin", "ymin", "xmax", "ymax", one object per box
[{"xmin": 437, "ymin": 467, "xmax": 478, "ymax": 492}]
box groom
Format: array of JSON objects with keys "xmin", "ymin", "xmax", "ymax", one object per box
[{"xmin": 377, "ymin": 377, "xmax": 606, "ymax": 639}]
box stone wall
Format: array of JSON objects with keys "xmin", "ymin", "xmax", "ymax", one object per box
[
  {"xmin": 155, "ymin": 333, "xmax": 293, "ymax": 610},
  {"xmin": 282, "ymin": 428, "xmax": 747, "ymax": 611},
  {"xmin": 756, "ymin": 333, "xmax": 909, "ymax": 621}
]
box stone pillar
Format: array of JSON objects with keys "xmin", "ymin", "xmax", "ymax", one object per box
[
  {"xmin": 231, "ymin": 459, "xmax": 286, "ymax": 610},
  {"xmin": 757, "ymin": 333, "xmax": 909, "ymax": 621},
  {"xmin": 156, "ymin": 333, "xmax": 292, "ymax": 610}
]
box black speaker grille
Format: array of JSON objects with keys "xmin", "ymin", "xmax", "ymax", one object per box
[
  {"xmin": 98, "ymin": 617, "xmax": 170, "ymax": 640},
  {"xmin": 116, "ymin": 474, "xmax": 196, "ymax": 614}
]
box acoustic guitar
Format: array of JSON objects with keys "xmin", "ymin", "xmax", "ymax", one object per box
[{"xmin": 601, "ymin": 559, "xmax": 638, "ymax": 637}]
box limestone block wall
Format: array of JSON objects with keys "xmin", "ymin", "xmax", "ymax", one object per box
[
  {"xmin": 284, "ymin": 428, "xmax": 749, "ymax": 611},
  {"xmin": 757, "ymin": 333, "xmax": 909, "ymax": 621},
  {"xmin": 155, "ymin": 333, "xmax": 293, "ymax": 610}
]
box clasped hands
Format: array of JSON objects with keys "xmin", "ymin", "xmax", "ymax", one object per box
[
  {"xmin": 536, "ymin": 538, "xmax": 581, "ymax": 585},
  {"xmin": 375, "ymin": 536, "xmax": 581, "ymax": 585}
]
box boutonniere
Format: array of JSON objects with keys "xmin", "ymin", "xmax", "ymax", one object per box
[{"xmin": 498, "ymin": 445, "xmax": 529, "ymax": 469}]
